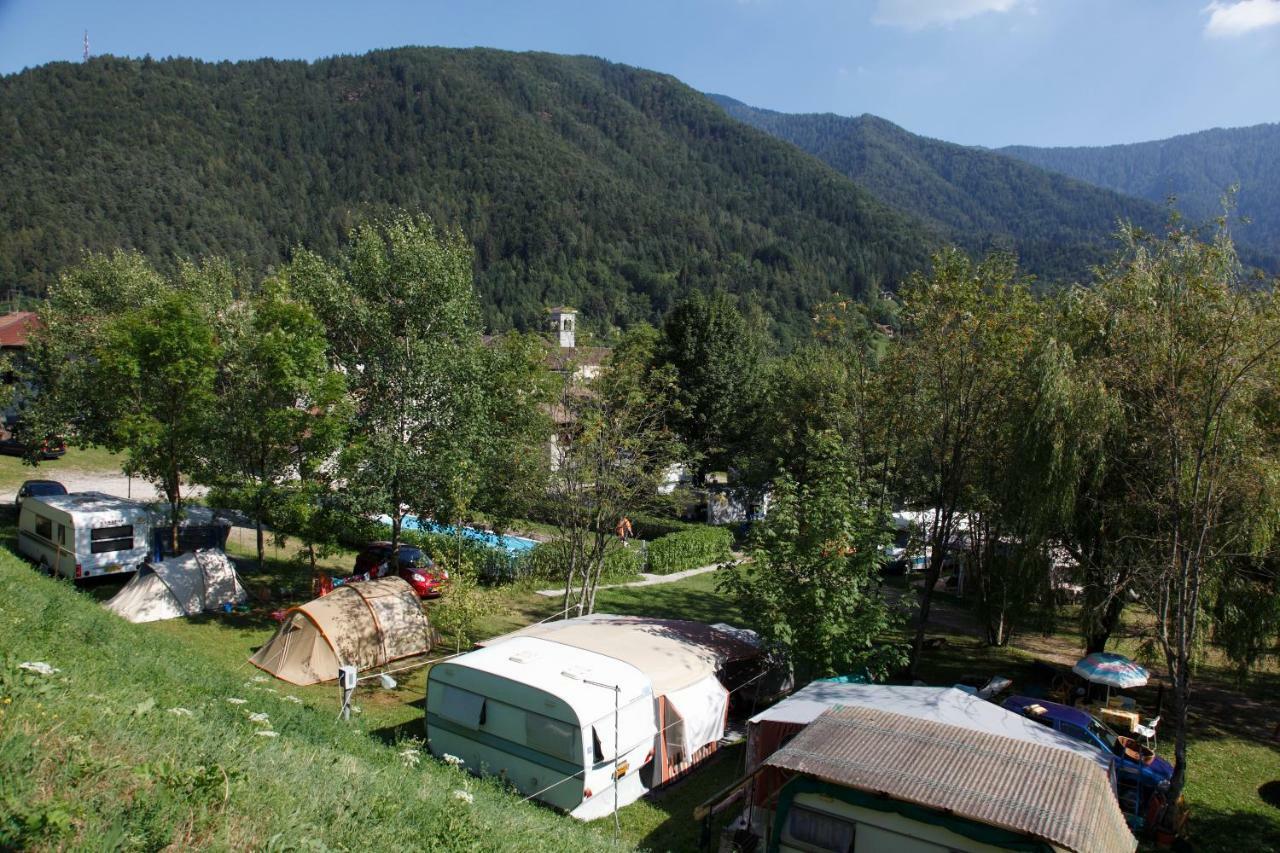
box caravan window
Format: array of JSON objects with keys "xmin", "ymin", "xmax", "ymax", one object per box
[
  {"xmin": 783, "ymin": 805, "xmax": 857, "ymax": 852},
  {"xmin": 90, "ymin": 525, "xmax": 134, "ymax": 554},
  {"xmin": 437, "ymin": 685, "xmax": 486, "ymax": 730},
  {"xmin": 526, "ymin": 712, "xmax": 577, "ymax": 763},
  {"xmin": 34, "ymin": 515, "xmax": 52, "ymax": 541}
]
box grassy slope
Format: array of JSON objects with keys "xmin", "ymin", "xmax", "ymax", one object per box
[{"xmin": 0, "ymin": 545, "xmax": 611, "ymax": 852}]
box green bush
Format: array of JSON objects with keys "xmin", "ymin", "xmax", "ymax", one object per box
[
  {"xmin": 516, "ymin": 540, "xmax": 644, "ymax": 585},
  {"xmin": 646, "ymin": 526, "xmax": 734, "ymax": 575},
  {"xmin": 628, "ymin": 514, "xmax": 698, "ymax": 540}
]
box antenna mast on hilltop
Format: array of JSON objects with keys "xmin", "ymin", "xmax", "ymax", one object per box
[{"xmin": 83, "ymin": 30, "xmax": 89, "ymax": 62}]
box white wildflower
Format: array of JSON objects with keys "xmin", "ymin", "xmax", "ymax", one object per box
[
  {"xmin": 226, "ymin": 697, "xmax": 248, "ymax": 705},
  {"xmin": 282, "ymin": 695, "xmax": 303, "ymax": 704},
  {"xmin": 247, "ymin": 712, "xmax": 271, "ymax": 725},
  {"xmin": 252, "ymin": 675, "xmax": 270, "ymax": 683},
  {"xmin": 442, "ymin": 753, "xmax": 465, "ymax": 767},
  {"xmin": 168, "ymin": 707, "xmax": 194, "ymax": 717},
  {"xmin": 255, "ymin": 730, "xmax": 279, "ymax": 738},
  {"xmin": 18, "ymin": 661, "xmax": 58, "ymax": 676},
  {"xmin": 451, "ymin": 789, "xmax": 474, "ymax": 805},
  {"xmin": 399, "ymin": 748, "xmax": 421, "ymax": 767}
]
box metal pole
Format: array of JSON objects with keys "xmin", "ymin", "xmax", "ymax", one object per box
[{"xmin": 613, "ymin": 682, "xmax": 620, "ymax": 842}]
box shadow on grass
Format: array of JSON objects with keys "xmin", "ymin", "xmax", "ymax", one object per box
[
  {"xmin": 594, "ymin": 570, "xmax": 747, "ymax": 627},
  {"xmin": 627, "ymin": 743, "xmax": 745, "ymax": 853},
  {"xmin": 1185, "ymin": 805, "xmax": 1280, "ymax": 852}
]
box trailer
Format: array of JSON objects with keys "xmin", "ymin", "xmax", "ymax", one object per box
[{"xmin": 18, "ymin": 491, "xmax": 153, "ymax": 580}]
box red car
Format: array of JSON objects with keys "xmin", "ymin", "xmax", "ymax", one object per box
[{"xmin": 347, "ymin": 542, "xmax": 447, "ymax": 598}]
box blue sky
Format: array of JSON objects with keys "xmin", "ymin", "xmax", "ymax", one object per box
[{"xmin": 1, "ymin": 0, "xmax": 1277, "ymax": 147}]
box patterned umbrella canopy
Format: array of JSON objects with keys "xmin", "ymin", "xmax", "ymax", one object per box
[{"xmin": 1073, "ymin": 652, "xmax": 1149, "ymax": 689}]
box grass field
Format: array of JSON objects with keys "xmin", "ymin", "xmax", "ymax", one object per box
[{"xmin": 2, "ymin": 510, "xmax": 1276, "ymax": 851}]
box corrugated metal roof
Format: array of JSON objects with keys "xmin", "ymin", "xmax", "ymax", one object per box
[
  {"xmin": 766, "ymin": 705, "xmax": 1136, "ymax": 853},
  {"xmin": 749, "ymin": 683, "xmax": 1110, "ymax": 773}
]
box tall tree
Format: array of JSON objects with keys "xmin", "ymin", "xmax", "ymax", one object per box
[
  {"xmin": 210, "ymin": 280, "xmax": 348, "ymax": 569},
  {"xmin": 288, "ymin": 213, "xmax": 546, "ymax": 553},
  {"xmin": 659, "ymin": 291, "xmax": 765, "ymax": 481},
  {"xmin": 547, "ymin": 325, "xmax": 682, "ymax": 617},
  {"xmin": 718, "ymin": 429, "xmax": 907, "ymax": 683},
  {"xmin": 888, "ymin": 249, "xmax": 1039, "ymax": 674},
  {"xmin": 1089, "ymin": 222, "xmax": 1280, "ymax": 801},
  {"xmin": 89, "ymin": 294, "xmax": 221, "ymax": 551}
]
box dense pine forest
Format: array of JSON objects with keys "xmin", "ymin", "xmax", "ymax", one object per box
[
  {"xmin": 708, "ymin": 95, "xmax": 1183, "ymax": 281},
  {"xmin": 0, "ymin": 48, "xmax": 934, "ymax": 338},
  {"xmin": 1002, "ymin": 123, "xmax": 1280, "ymax": 259}
]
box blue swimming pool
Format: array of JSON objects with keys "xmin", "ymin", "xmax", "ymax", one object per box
[{"xmin": 380, "ymin": 514, "xmax": 539, "ymax": 556}]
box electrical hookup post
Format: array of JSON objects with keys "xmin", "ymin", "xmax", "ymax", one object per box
[{"xmin": 338, "ymin": 665, "xmax": 357, "ymax": 720}]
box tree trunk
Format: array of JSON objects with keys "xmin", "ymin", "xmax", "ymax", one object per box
[
  {"xmin": 169, "ymin": 477, "xmax": 182, "ymax": 556},
  {"xmin": 909, "ymin": 513, "xmax": 951, "ymax": 677},
  {"xmin": 1084, "ymin": 589, "xmax": 1127, "ymax": 655},
  {"xmin": 256, "ymin": 518, "xmax": 265, "ymax": 570}
]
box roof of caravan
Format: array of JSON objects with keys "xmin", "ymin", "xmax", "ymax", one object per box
[
  {"xmin": 749, "ymin": 683, "xmax": 1110, "ymax": 773},
  {"xmin": 767, "ymin": 706, "xmax": 1135, "ymax": 853},
  {"xmin": 439, "ymin": 636, "xmax": 653, "ymax": 723},
  {"xmin": 479, "ymin": 613, "xmax": 759, "ymax": 695},
  {"xmin": 30, "ymin": 491, "xmax": 155, "ymax": 522}
]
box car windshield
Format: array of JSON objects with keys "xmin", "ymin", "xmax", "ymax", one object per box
[
  {"xmin": 26, "ymin": 483, "xmax": 65, "ymax": 495},
  {"xmin": 396, "ymin": 547, "xmax": 425, "ymax": 564},
  {"xmin": 1089, "ymin": 717, "xmax": 1121, "ymax": 752}
]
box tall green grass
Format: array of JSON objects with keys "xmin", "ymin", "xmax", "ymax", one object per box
[{"xmin": 0, "ymin": 550, "xmax": 612, "ymax": 851}]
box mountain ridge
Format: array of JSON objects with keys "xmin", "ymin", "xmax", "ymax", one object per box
[{"xmin": 0, "ymin": 47, "xmax": 932, "ymax": 339}]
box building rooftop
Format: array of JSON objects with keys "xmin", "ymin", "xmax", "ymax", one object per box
[
  {"xmin": 0, "ymin": 311, "xmax": 40, "ymax": 348},
  {"xmin": 766, "ymin": 704, "xmax": 1135, "ymax": 853}
]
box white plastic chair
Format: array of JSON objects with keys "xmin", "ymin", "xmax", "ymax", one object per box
[{"xmin": 1134, "ymin": 716, "xmax": 1160, "ymax": 751}]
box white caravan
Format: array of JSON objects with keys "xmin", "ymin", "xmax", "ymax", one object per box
[{"xmin": 18, "ymin": 492, "xmax": 153, "ymax": 580}]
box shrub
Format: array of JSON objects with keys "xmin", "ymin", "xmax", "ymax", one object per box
[
  {"xmin": 628, "ymin": 513, "xmax": 697, "ymax": 540},
  {"xmin": 646, "ymin": 526, "xmax": 733, "ymax": 575}
]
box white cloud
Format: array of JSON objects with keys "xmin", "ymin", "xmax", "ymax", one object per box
[
  {"xmin": 874, "ymin": 0, "xmax": 1023, "ymax": 29},
  {"xmin": 1204, "ymin": 0, "xmax": 1280, "ymax": 37}
]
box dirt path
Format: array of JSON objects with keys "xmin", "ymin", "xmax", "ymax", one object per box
[
  {"xmin": 533, "ymin": 560, "xmax": 733, "ymax": 597},
  {"xmin": 0, "ymin": 470, "xmax": 207, "ymax": 504}
]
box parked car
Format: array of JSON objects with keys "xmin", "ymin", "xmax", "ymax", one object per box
[
  {"xmin": 14, "ymin": 479, "xmax": 67, "ymax": 510},
  {"xmin": 1002, "ymin": 695, "xmax": 1173, "ymax": 787},
  {"xmin": 0, "ymin": 433, "xmax": 67, "ymax": 459},
  {"xmin": 348, "ymin": 541, "xmax": 447, "ymax": 598}
]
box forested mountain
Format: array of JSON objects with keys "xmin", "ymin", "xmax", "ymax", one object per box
[
  {"xmin": 1001, "ymin": 123, "xmax": 1280, "ymax": 258},
  {"xmin": 0, "ymin": 48, "xmax": 930, "ymax": 338},
  {"xmin": 708, "ymin": 94, "xmax": 1171, "ymax": 284}
]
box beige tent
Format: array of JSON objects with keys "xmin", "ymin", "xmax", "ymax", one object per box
[
  {"xmin": 104, "ymin": 549, "xmax": 247, "ymax": 623},
  {"xmin": 249, "ymin": 577, "xmax": 431, "ymax": 686}
]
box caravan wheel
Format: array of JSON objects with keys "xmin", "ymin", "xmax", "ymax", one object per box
[{"xmin": 38, "ymin": 557, "xmax": 53, "ymax": 577}]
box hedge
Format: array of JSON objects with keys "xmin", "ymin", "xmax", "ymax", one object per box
[
  {"xmin": 645, "ymin": 526, "xmax": 734, "ymax": 575},
  {"xmin": 628, "ymin": 513, "xmax": 698, "ymax": 540}
]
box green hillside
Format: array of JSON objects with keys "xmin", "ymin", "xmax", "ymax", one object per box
[
  {"xmin": 0, "ymin": 48, "xmax": 930, "ymax": 338},
  {"xmin": 0, "ymin": 538, "xmax": 609, "ymax": 851},
  {"xmin": 1001, "ymin": 123, "xmax": 1280, "ymax": 259},
  {"xmin": 708, "ymin": 94, "xmax": 1170, "ymax": 284}
]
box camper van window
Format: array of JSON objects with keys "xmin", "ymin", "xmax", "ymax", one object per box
[
  {"xmin": 526, "ymin": 712, "xmax": 577, "ymax": 763},
  {"xmin": 438, "ymin": 684, "xmax": 486, "ymax": 730},
  {"xmin": 34, "ymin": 515, "xmax": 52, "ymax": 541},
  {"xmin": 90, "ymin": 525, "xmax": 134, "ymax": 554},
  {"xmin": 784, "ymin": 805, "xmax": 856, "ymax": 853}
]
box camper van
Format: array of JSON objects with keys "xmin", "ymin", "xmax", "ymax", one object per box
[{"xmin": 18, "ymin": 492, "xmax": 153, "ymax": 580}]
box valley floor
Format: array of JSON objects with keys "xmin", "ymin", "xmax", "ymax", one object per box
[{"xmin": 2, "ymin": 510, "xmax": 1277, "ymax": 851}]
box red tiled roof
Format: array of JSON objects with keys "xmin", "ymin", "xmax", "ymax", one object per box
[{"xmin": 0, "ymin": 312, "xmax": 40, "ymax": 348}]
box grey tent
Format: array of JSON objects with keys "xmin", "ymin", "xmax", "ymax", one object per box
[{"xmin": 104, "ymin": 549, "xmax": 247, "ymax": 623}]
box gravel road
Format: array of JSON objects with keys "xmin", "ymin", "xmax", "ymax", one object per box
[{"xmin": 0, "ymin": 469, "xmax": 207, "ymax": 504}]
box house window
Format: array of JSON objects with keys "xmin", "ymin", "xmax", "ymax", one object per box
[
  {"xmin": 437, "ymin": 685, "xmax": 486, "ymax": 730},
  {"xmin": 34, "ymin": 515, "xmax": 52, "ymax": 541},
  {"xmin": 90, "ymin": 525, "xmax": 134, "ymax": 554},
  {"xmin": 784, "ymin": 805, "xmax": 857, "ymax": 852}
]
